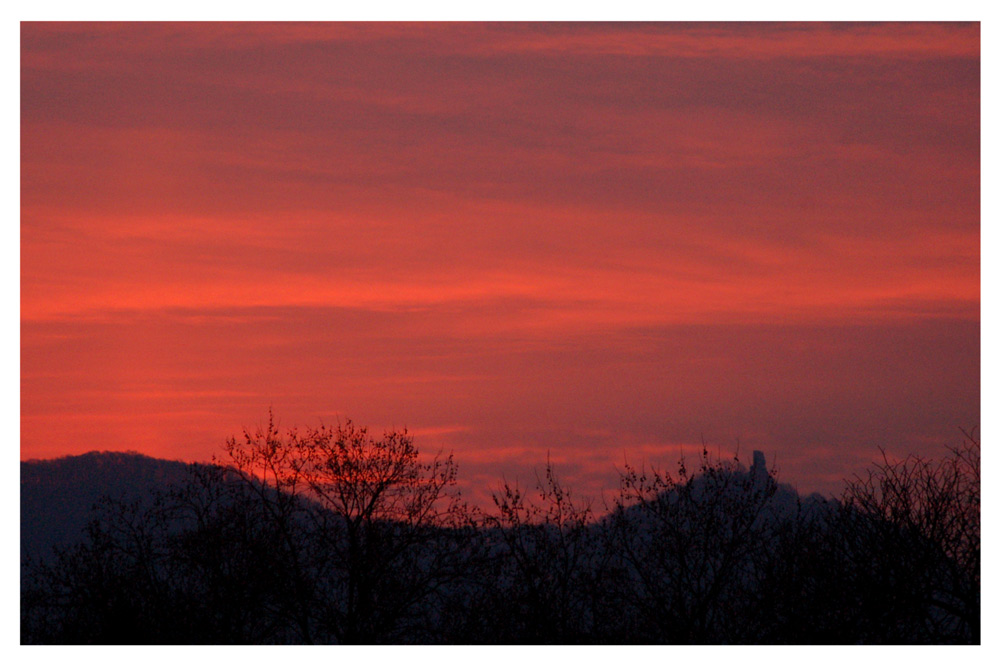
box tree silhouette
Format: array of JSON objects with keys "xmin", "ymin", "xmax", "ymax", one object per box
[
  {"xmin": 475, "ymin": 460, "xmax": 612, "ymax": 643},
  {"xmin": 608, "ymin": 447, "xmax": 780, "ymax": 643},
  {"xmin": 20, "ymin": 419, "xmax": 981, "ymax": 645},
  {"xmin": 220, "ymin": 413, "xmax": 474, "ymax": 643},
  {"xmin": 836, "ymin": 429, "xmax": 980, "ymax": 643},
  {"xmin": 21, "ymin": 463, "xmax": 309, "ymax": 643}
]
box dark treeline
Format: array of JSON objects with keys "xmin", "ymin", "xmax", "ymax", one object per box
[{"xmin": 21, "ymin": 416, "xmax": 980, "ymax": 645}]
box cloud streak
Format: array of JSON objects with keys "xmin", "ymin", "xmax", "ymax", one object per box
[{"xmin": 20, "ymin": 22, "xmax": 979, "ymax": 504}]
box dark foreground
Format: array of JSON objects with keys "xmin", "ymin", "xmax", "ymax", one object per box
[{"xmin": 21, "ymin": 420, "xmax": 980, "ymax": 644}]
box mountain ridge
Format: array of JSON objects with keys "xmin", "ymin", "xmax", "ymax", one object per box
[{"xmin": 21, "ymin": 451, "xmax": 203, "ymax": 564}]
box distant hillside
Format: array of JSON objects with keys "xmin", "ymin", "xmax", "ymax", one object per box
[
  {"xmin": 20, "ymin": 446, "xmax": 978, "ymax": 644},
  {"xmin": 604, "ymin": 450, "xmax": 834, "ymax": 529},
  {"xmin": 21, "ymin": 451, "xmax": 196, "ymax": 563},
  {"xmin": 21, "ymin": 449, "xmax": 833, "ymax": 565}
]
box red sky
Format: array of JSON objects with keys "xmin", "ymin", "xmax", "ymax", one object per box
[{"xmin": 20, "ymin": 22, "xmax": 979, "ymax": 506}]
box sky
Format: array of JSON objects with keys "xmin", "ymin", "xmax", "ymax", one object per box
[{"xmin": 20, "ymin": 22, "xmax": 979, "ymax": 507}]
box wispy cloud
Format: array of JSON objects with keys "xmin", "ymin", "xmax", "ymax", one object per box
[{"xmin": 20, "ymin": 22, "xmax": 979, "ymax": 502}]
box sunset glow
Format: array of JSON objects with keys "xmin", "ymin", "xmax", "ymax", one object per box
[{"xmin": 21, "ymin": 22, "xmax": 979, "ymax": 506}]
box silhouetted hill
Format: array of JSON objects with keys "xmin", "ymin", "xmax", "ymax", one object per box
[
  {"xmin": 20, "ymin": 451, "xmax": 196, "ymax": 564},
  {"xmin": 604, "ymin": 450, "xmax": 836, "ymax": 530},
  {"xmin": 20, "ymin": 445, "xmax": 978, "ymax": 644},
  {"xmin": 21, "ymin": 449, "xmax": 834, "ymax": 566}
]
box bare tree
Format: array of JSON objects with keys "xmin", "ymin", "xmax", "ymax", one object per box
[
  {"xmin": 21, "ymin": 461, "xmax": 310, "ymax": 644},
  {"xmin": 220, "ymin": 413, "xmax": 473, "ymax": 643},
  {"xmin": 22, "ymin": 421, "xmax": 979, "ymax": 644},
  {"xmin": 840, "ymin": 429, "xmax": 980, "ymax": 643},
  {"xmin": 609, "ymin": 447, "xmax": 779, "ymax": 643},
  {"xmin": 481, "ymin": 460, "xmax": 612, "ymax": 642}
]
